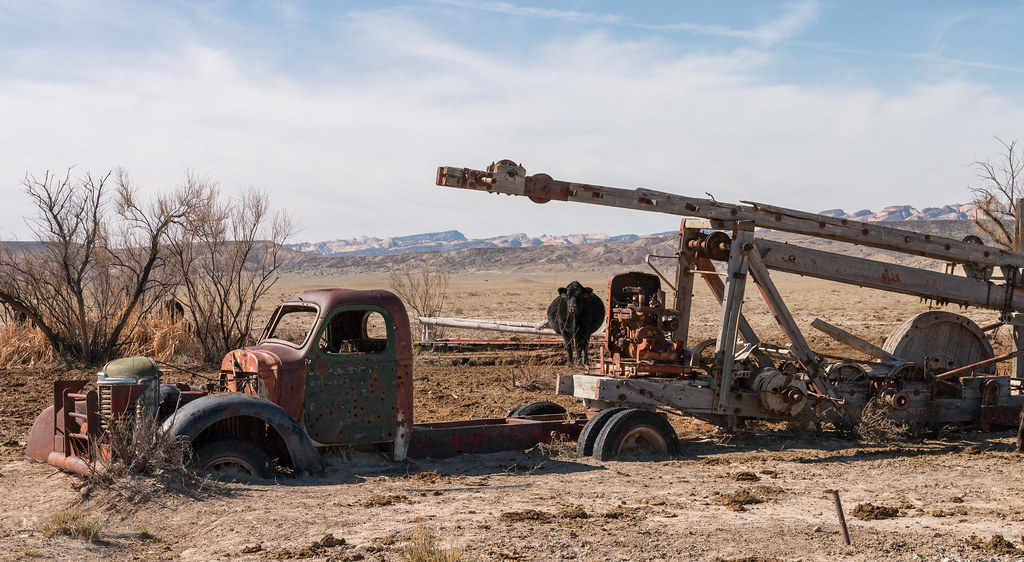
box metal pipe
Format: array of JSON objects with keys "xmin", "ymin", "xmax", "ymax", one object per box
[
  {"xmin": 935, "ymin": 348, "xmax": 1024, "ymax": 380},
  {"xmin": 831, "ymin": 490, "xmax": 851, "ymax": 546}
]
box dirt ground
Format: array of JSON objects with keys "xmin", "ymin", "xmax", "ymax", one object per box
[{"xmin": 4, "ymin": 273, "xmax": 1024, "ymax": 561}]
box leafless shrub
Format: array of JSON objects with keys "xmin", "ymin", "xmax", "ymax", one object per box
[
  {"xmin": 390, "ymin": 264, "xmax": 450, "ymax": 341},
  {"xmin": 525, "ymin": 431, "xmax": 576, "ymax": 460},
  {"xmin": 0, "ymin": 169, "xmax": 208, "ymax": 366},
  {"xmin": 970, "ymin": 137, "xmax": 1023, "ymax": 250},
  {"xmin": 507, "ymin": 348, "xmax": 559, "ymax": 391},
  {"xmin": 84, "ymin": 414, "xmax": 197, "ymax": 503},
  {"xmin": 165, "ymin": 180, "xmax": 294, "ymax": 363},
  {"xmin": 856, "ymin": 397, "xmax": 909, "ymax": 444}
]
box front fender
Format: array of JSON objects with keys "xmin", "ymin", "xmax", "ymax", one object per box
[{"xmin": 161, "ymin": 392, "xmax": 325, "ymax": 475}]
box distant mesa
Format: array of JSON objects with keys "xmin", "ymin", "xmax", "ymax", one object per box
[
  {"xmin": 823, "ymin": 203, "xmax": 977, "ymax": 222},
  {"xmin": 287, "ymin": 204, "xmax": 979, "ymax": 257}
]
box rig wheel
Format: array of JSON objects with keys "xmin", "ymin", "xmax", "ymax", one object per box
[
  {"xmin": 576, "ymin": 407, "xmax": 628, "ymax": 457},
  {"xmin": 592, "ymin": 409, "xmax": 679, "ymax": 461},
  {"xmin": 194, "ymin": 438, "xmax": 274, "ymax": 479}
]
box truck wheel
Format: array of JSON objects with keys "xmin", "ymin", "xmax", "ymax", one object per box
[
  {"xmin": 576, "ymin": 407, "xmax": 627, "ymax": 457},
  {"xmin": 507, "ymin": 401, "xmax": 567, "ymax": 418},
  {"xmin": 194, "ymin": 438, "xmax": 274, "ymax": 479},
  {"xmin": 592, "ymin": 409, "xmax": 679, "ymax": 462}
]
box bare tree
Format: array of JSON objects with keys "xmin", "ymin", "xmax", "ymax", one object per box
[
  {"xmin": 970, "ymin": 137, "xmax": 1023, "ymax": 250},
  {"xmin": 389, "ymin": 264, "xmax": 450, "ymax": 319},
  {"xmin": 165, "ymin": 179, "xmax": 294, "ymax": 363},
  {"xmin": 0, "ymin": 169, "xmax": 205, "ymax": 365}
]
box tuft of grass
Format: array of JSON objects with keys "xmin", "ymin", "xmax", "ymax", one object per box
[
  {"xmin": 135, "ymin": 526, "xmax": 158, "ymax": 541},
  {"xmin": 400, "ymin": 526, "xmax": 470, "ymax": 562},
  {"xmin": 21, "ymin": 549, "xmax": 46, "ymax": 558},
  {"xmin": 40, "ymin": 509, "xmax": 100, "ymax": 542}
]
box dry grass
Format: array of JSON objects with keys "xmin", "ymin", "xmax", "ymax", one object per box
[
  {"xmin": 0, "ymin": 322, "xmax": 60, "ymax": 367},
  {"xmin": 120, "ymin": 314, "xmax": 201, "ymax": 363},
  {"xmin": 856, "ymin": 397, "xmax": 910, "ymax": 444},
  {"xmin": 0, "ymin": 312, "xmax": 199, "ymax": 368},
  {"xmin": 40, "ymin": 509, "xmax": 100, "ymax": 542},
  {"xmin": 507, "ymin": 348, "xmax": 561, "ymax": 392},
  {"xmin": 400, "ymin": 526, "xmax": 470, "ymax": 562}
]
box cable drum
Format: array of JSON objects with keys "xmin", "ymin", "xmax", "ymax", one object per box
[{"xmin": 750, "ymin": 367, "xmax": 808, "ymax": 416}]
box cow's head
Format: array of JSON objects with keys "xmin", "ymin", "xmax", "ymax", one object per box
[{"xmin": 558, "ymin": 281, "xmax": 592, "ymax": 318}]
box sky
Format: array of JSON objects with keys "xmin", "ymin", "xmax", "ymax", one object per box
[{"xmin": 1, "ymin": 1, "xmax": 1023, "ymax": 244}]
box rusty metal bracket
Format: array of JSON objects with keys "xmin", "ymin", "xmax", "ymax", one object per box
[{"xmin": 523, "ymin": 173, "xmax": 571, "ymax": 203}]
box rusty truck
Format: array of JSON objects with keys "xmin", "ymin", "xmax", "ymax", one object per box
[
  {"xmin": 26, "ymin": 288, "xmax": 579, "ymax": 478},
  {"xmin": 436, "ymin": 160, "xmax": 1024, "ymax": 460}
]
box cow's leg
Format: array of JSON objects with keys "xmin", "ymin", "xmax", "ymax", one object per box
[
  {"xmin": 563, "ymin": 335, "xmax": 574, "ymax": 365},
  {"xmin": 573, "ymin": 334, "xmax": 584, "ymax": 366}
]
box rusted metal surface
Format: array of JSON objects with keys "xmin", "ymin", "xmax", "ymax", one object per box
[
  {"xmin": 161, "ymin": 392, "xmax": 325, "ymax": 474},
  {"xmin": 604, "ymin": 272, "xmax": 685, "ymax": 370},
  {"xmin": 229, "ymin": 288, "xmax": 415, "ymax": 458},
  {"xmin": 25, "ymin": 405, "xmax": 57, "ymax": 462},
  {"xmin": 831, "ymin": 490, "xmax": 851, "ymax": 546},
  {"xmin": 438, "ymin": 160, "xmax": 1024, "ymax": 433},
  {"xmin": 407, "ymin": 416, "xmax": 582, "ymax": 458},
  {"xmin": 935, "ymin": 349, "xmax": 1024, "ymax": 381},
  {"xmin": 980, "ymin": 405, "xmax": 1021, "ymax": 427},
  {"xmin": 436, "ymin": 162, "xmax": 1024, "ymax": 270}
]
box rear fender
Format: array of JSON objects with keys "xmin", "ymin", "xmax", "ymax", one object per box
[
  {"xmin": 25, "ymin": 405, "xmax": 58, "ymax": 462},
  {"xmin": 161, "ymin": 393, "xmax": 325, "ymax": 475}
]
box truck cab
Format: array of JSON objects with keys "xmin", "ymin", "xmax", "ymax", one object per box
[{"xmin": 222, "ymin": 289, "xmax": 414, "ymax": 458}]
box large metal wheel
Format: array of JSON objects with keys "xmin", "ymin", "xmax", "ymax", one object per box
[
  {"xmin": 194, "ymin": 438, "xmax": 274, "ymax": 479},
  {"xmin": 882, "ymin": 311, "xmax": 995, "ymax": 374},
  {"xmin": 592, "ymin": 409, "xmax": 679, "ymax": 461},
  {"xmin": 576, "ymin": 407, "xmax": 628, "ymax": 457}
]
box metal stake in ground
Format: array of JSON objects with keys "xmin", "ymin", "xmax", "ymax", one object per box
[
  {"xmin": 1016, "ymin": 402, "xmax": 1024, "ymax": 453},
  {"xmin": 831, "ymin": 490, "xmax": 851, "ymax": 546}
]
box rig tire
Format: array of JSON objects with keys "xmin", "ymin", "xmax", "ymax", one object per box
[
  {"xmin": 592, "ymin": 409, "xmax": 679, "ymax": 462},
  {"xmin": 576, "ymin": 407, "xmax": 628, "ymax": 457}
]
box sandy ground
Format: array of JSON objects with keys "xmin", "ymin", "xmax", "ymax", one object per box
[
  {"xmin": 4, "ymin": 273, "xmax": 1024, "ymax": 561},
  {"xmin": 4, "ymin": 417, "xmax": 1024, "ymax": 561}
]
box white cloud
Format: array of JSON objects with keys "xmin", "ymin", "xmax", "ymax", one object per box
[
  {"xmin": 0, "ymin": 5, "xmax": 1022, "ymax": 244},
  {"xmin": 425, "ymin": 0, "xmax": 626, "ymax": 24}
]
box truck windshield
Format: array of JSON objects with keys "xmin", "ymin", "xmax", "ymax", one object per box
[{"xmin": 264, "ymin": 305, "xmax": 318, "ymax": 346}]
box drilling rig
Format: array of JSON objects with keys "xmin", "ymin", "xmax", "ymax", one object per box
[{"xmin": 436, "ymin": 160, "xmax": 1024, "ymax": 460}]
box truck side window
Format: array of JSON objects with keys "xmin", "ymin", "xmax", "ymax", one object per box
[{"xmin": 319, "ymin": 310, "xmax": 389, "ymax": 354}]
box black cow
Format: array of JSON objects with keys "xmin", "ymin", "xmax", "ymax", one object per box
[
  {"xmin": 159, "ymin": 298, "xmax": 186, "ymax": 321},
  {"xmin": 547, "ymin": 281, "xmax": 605, "ymax": 366}
]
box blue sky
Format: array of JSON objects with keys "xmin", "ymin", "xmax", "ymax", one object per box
[{"xmin": 1, "ymin": 1, "xmax": 1023, "ymax": 243}]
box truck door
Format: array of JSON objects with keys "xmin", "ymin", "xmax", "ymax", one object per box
[{"xmin": 303, "ymin": 305, "xmax": 398, "ymax": 445}]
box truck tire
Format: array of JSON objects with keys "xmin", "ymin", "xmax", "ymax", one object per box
[
  {"xmin": 194, "ymin": 438, "xmax": 275, "ymax": 479},
  {"xmin": 507, "ymin": 401, "xmax": 567, "ymax": 418},
  {"xmin": 576, "ymin": 407, "xmax": 628, "ymax": 457},
  {"xmin": 592, "ymin": 409, "xmax": 679, "ymax": 462}
]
